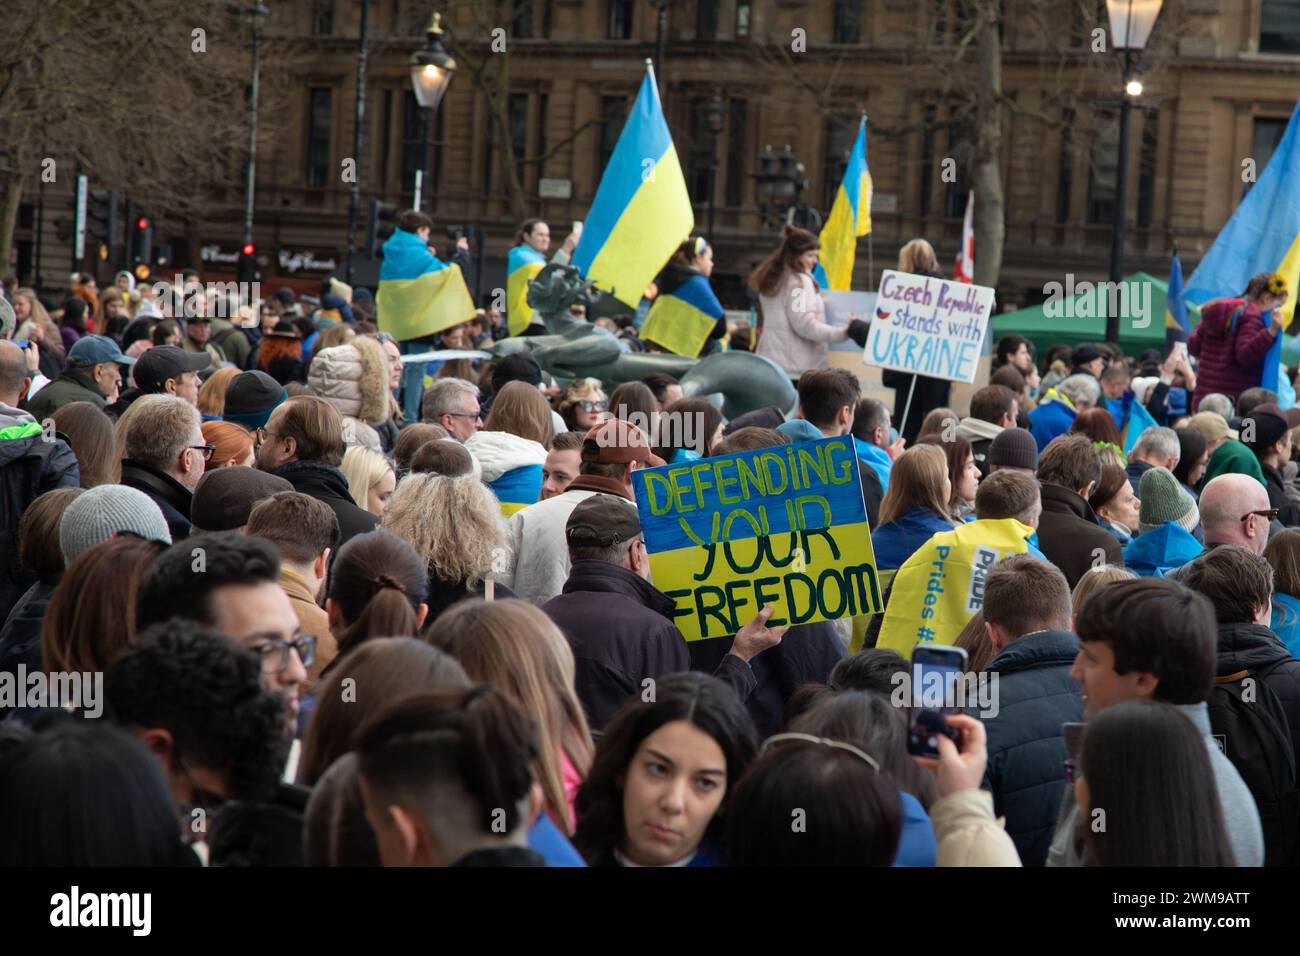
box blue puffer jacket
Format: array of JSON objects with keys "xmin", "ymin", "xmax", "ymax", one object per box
[
  {"xmin": 1028, "ymin": 393, "xmax": 1077, "ymax": 451},
  {"xmin": 871, "ymin": 508, "xmax": 955, "ymax": 573},
  {"xmin": 1122, "ymin": 522, "xmax": 1204, "ymax": 577},
  {"xmin": 976, "ymin": 629, "xmax": 1083, "ymax": 867}
]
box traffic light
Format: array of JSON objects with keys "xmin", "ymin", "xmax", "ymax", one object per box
[
  {"xmin": 237, "ymin": 243, "xmax": 261, "ymax": 284},
  {"xmin": 368, "ymin": 200, "xmax": 399, "ymax": 257},
  {"xmin": 87, "ymin": 190, "xmax": 119, "ymax": 266},
  {"xmin": 129, "ymin": 214, "xmax": 154, "ymax": 265}
]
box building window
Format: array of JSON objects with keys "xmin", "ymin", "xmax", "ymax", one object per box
[
  {"xmin": 306, "ymin": 88, "xmax": 332, "ymax": 188},
  {"xmin": 822, "ymin": 116, "xmax": 858, "ymax": 211},
  {"xmin": 515, "ymin": 0, "xmax": 552, "ymax": 38},
  {"xmin": 1261, "ymin": 1, "xmax": 1300, "ymax": 54},
  {"xmin": 1136, "ymin": 111, "xmax": 1158, "ymax": 228},
  {"xmin": 697, "ymin": 0, "xmax": 719, "ymax": 39},
  {"xmin": 943, "ymin": 117, "xmax": 972, "ymax": 218},
  {"xmin": 833, "ymin": 0, "xmax": 863, "ymax": 44},
  {"xmin": 736, "ymin": 1, "xmax": 752, "ymax": 37},
  {"xmin": 725, "ymin": 99, "xmax": 747, "ymax": 207},
  {"xmin": 1086, "ymin": 111, "xmax": 1119, "ymax": 225},
  {"xmin": 1056, "ymin": 109, "xmax": 1074, "ymax": 224},
  {"xmin": 598, "ymin": 96, "xmax": 627, "ymax": 175},
  {"xmin": 688, "ymin": 97, "xmax": 714, "ymax": 201},
  {"xmin": 536, "ymin": 93, "xmax": 549, "ymax": 177},
  {"xmin": 1249, "ymin": 116, "xmax": 1289, "ymax": 196},
  {"xmin": 311, "ymin": 0, "xmax": 335, "ymax": 35},
  {"xmin": 609, "ymin": 0, "xmax": 634, "ymax": 39},
  {"xmin": 510, "ymin": 93, "xmax": 530, "ymax": 183}
]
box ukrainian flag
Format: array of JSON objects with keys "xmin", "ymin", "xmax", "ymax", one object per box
[
  {"xmin": 1186, "ymin": 100, "xmax": 1300, "ymax": 391},
  {"xmin": 376, "ymin": 229, "xmax": 476, "ymax": 341},
  {"xmin": 571, "ymin": 63, "xmax": 694, "ymax": 307},
  {"xmin": 1165, "ymin": 249, "xmax": 1189, "ymax": 337},
  {"xmin": 488, "ymin": 465, "xmax": 543, "ymax": 517},
  {"xmin": 639, "ymin": 272, "xmax": 724, "ymax": 357},
  {"xmin": 817, "ymin": 116, "xmax": 872, "ymax": 291},
  {"xmin": 506, "ymin": 244, "xmax": 547, "ymax": 336}
]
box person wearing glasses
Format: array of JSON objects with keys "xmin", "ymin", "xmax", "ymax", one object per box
[
  {"xmin": 558, "ymin": 378, "xmax": 609, "ymax": 433},
  {"xmin": 137, "ymin": 532, "xmax": 311, "ymax": 727},
  {"xmin": 1198, "ymin": 472, "xmax": 1276, "ymax": 555},
  {"xmin": 118, "ymin": 394, "xmax": 210, "ymax": 540},
  {"xmin": 572, "ymin": 673, "xmax": 758, "ymax": 867},
  {"xmin": 420, "ymin": 377, "xmax": 484, "ymax": 443}
]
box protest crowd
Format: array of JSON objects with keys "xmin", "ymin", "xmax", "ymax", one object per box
[{"xmin": 5, "ymin": 198, "xmax": 1300, "ymax": 872}]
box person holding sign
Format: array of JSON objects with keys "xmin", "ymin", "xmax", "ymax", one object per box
[
  {"xmin": 640, "ymin": 237, "xmax": 728, "ymax": 358},
  {"xmin": 878, "ymin": 240, "xmax": 954, "ymax": 443},
  {"xmin": 749, "ymin": 226, "xmax": 870, "ymax": 376}
]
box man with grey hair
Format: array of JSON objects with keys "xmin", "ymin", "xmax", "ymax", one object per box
[
  {"xmin": 1198, "ymin": 473, "xmax": 1273, "ymax": 555},
  {"xmin": 1126, "ymin": 426, "xmax": 1180, "ymax": 496},
  {"xmin": 420, "ymin": 377, "xmax": 482, "ymax": 442},
  {"xmin": 1198, "ymin": 393, "xmax": 1235, "ymax": 420},
  {"xmin": 1028, "ymin": 372, "xmax": 1100, "ymax": 451},
  {"xmin": 119, "ymin": 393, "xmax": 207, "ymax": 539}
]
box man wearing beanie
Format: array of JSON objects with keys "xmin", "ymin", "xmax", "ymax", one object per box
[
  {"xmin": 59, "ymin": 484, "xmax": 172, "ymax": 565},
  {"xmin": 987, "ymin": 427, "xmax": 1038, "ymax": 474},
  {"xmin": 223, "ymin": 370, "xmax": 288, "ymax": 432},
  {"xmin": 191, "ymin": 467, "xmax": 294, "ymax": 533},
  {"xmin": 1122, "ymin": 467, "xmax": 1204, "ymax": 577},
  {"xmin": 1241, "ymin": 403, "xmax": 1300, "ymax": 527}
]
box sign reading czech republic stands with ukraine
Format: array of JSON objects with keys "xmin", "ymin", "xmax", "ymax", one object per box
[
  {"xmin": 863, "ymin": 269, "xmax": 996, "ymax": 384},
  {"xmin": 632, "ymin": 436, "xmax": 882, "ymax": 642}
]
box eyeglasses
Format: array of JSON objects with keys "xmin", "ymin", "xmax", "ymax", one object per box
[
  {"xmin": 760, "ymin": 732, "xmax": 880, "ymax": 771},
  {"xmin": 1242, "ymin": 508, "xmax": 1280, "ymax": 523},
  {"xmin": 446, "ymin": 411, "xmax": 483, "ymax": 422},
  {"xmin": 251, "ymin": 635, "xmax": 317, "ymax": 673},
  {"xmin": 188, "ymin": 444, "xmax": 216, "ymax": 461},
  {"xmin": 255, "ymin": 427, "xmax": 284, "ymax": 449},
  {"xmin": 578, "ymin": 400, "xmax": 608, "ymax": 413}
]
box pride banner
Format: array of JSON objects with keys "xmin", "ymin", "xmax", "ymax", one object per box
[{"xmin": 632, "ymin": 435, "xmax": 883, "ymax": 641}]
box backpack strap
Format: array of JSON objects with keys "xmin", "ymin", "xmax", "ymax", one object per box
[{"xmin": 1217, "ymin": 669, "xmax": 1250, "ymax": 684}]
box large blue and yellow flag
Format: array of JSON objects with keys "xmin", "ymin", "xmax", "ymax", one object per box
[
  {"xmin": 376, "ymin": 229, "xmax": 476, "ymax": 341},
  {"xmin": 1186, "ymin": 100, "xmax": 1300, "ymax": 391},
  {"xmin": 571, "ymin": 63, "xmax": 694, "ymax": 307},
  {"xmin": 815, "ymin": 116, "xmax": 872, "ymax": 291},
  {"xmin": 505, "ymin": 244, "xmax": 547, "ymax": 336},
  {"xmin": 639, "ymin": 270, "xmax": 724, "ymax": 357},
  {"xmin": 1165, "ymin": 249, "xmax": 1189, "ymax": 338}
]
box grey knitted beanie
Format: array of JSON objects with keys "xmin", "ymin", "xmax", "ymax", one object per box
[{"xmin": 59, "ymin": 484, "xmax": 173, "ymax": 564}]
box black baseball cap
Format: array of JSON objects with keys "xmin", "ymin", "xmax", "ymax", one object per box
[
  {"xmin": 134, "ymin": 345, "xmax": 211, "ymax": 393},
  {"xmin": 566, "ymin": 494, "xmax": 642, "ymax": 548}
]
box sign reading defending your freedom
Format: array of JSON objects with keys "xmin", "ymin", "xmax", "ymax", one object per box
[
  {"xmin": 632, "ymin": 435, "xmax": 883, "ymax": 642},
  {"xmin": 862, "ymin": 270, "xmax": 996, "ymax": 384}
]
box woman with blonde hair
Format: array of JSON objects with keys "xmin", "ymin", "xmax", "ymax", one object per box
[
  {"xmin": 426, "ymin": 598, "xmax": 595, "ymax": 835},
  {"xmin": 340, "ymin": 445, "xmax": 397, "ymax": 517},
  {"xmin": 871, "ymin": 444, "xmax": 956, "ymax": 583},
  {"xmin": 201, "ymin": 420, "xmax": 254, "ymax": 468},
  {"xmin": 12, "ymin": 287, "xmax": 64, "ymax": 377},
  {"xmin": 881, "ymin": 238, "xmax": 952, "ymax": 442},
  {"xmin": 557, "ymin": 377, "xmax": 609, "ymax": 433},
  {"xmin": 196, "ymin": 366, "xmax": 240, "ymax": 420},
  {"xmin": 484, "ymin": 379, "xmax": 555, "ymax": 447},
  {"xmin": 381, "ymin": 473, "xmax": 516, "ymax": 621}
]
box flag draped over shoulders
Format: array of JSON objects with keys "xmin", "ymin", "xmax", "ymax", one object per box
[{"xmin": 376, "ymin": 229, "xmax": 475, "ymax": 342}]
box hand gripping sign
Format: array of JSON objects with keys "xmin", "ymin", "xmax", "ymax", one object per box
[{"xmin": 632, "ymin": 435, "xmax": 883, "ymax": 641}]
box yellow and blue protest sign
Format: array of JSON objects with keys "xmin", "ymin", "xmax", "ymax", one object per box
[
  {"xmin": 506, "ymin": 244, "xmax": 547, "ymax": 336},
  {"xmin": 875, "ymin": 518, "xmax": 1035, "ymax": 656},
  {"xmin": 632, "ymin": 435, "xmax": 883, "ymax": 642}
]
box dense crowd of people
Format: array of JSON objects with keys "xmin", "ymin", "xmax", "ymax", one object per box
[{"xmin": 3, "ymin": 219, "xmax": 1300, "ymax": 870}]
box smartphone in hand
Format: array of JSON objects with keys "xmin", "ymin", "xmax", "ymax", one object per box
[{"xmin": 906, "ymin": 644, "xmax": 969, "ymax": 758}]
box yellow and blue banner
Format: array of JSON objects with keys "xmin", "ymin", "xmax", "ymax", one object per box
[
  {"xmin": 632, "ymin": 435, "xmax": 883, "ymax": 642},
  {"xmin": 506, "ymin": 244, "xmax": 547, "ymax": 336},
  {"xmin": 571, "ymin": 63, "xmax": 695, "ymax": 307},
  {"xmin": 813, "ymin": 116, "xmax": 872, "ymax": 291},
  {"xmin": 376, "ymin": 229, "xmax": 476, "ymax": 341},
  {"xmin": 1186, "ymin": 100, "xmax": 1300, "ymax": 395},
  {"xmin": 875, "ymin": 518, "xmax": 1034, "ymax": 656},
  {"xmin": 1165, "ymin": 250, "xmax": 1189, "ymax": 337},
  {"xmin": 639, "ymin": 272, "xmax": 724, "ymax": 357},
  {"xmin": 488, "ymin": 465, "xmax": 544, "ymax": 518}
]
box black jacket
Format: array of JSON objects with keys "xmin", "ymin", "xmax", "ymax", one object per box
[
  {"xmin": 543, "ymin": 560, "xmax": 756, "ymax": 731},
  {"xmin": 1216, "ymin": 621, "xmax": 1300, "ymax": 773},
  {"xmin": 0, "ymin": 418, "xmax": 79, "ymax": 618},
  {"xmin": 1261, "ymin": 463, "xmax": 1300, "ymax": 528},
  {"xmin": 425, "ymin": 576, "xmax": 517, "ymax": 626},
  {"xmin": 208, "ymin": 782, "xmax": 310, "ymax": 867},
  {"xmin": 0, "ymin": 578, "xmax": 57, "ymax": 718},
  {"xmin": 1126, "ymin": 459, "xmax": 1153, "ymax": 499},
  {"xmin": 120, "ymin": 458, "xmax": 193, "ymax": 541},
  {"xmin": 1036, "ymin": 483, "xmax": 1123, "ymax": 587},
  {"xmin": 977, "ymin": 629, "xmax": 1083, "ymax": 867},
  {"xmin": 270, "ymin": 460, "xmax": 378, "ymax": 545},
  {"xmin": 859, "ymin": 458, "xmax": 883, "ymax": 529},
  {"xmin": 882, "ymin": 369, "xmax": 952, "ymax": 446}
]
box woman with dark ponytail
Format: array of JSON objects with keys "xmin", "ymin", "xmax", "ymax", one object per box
[
  {"xmin": 355, "ymin": 685, "xmax": 547, "ymax": 866},
  {"xmin": 748, "ymin": 225, "xmax": 868, "ymax": 377},
  {"xmin": 323, "ymin": 530, "xmax": 429, "ymax": 671}
]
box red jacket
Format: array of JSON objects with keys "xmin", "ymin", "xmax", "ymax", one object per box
[{"xmin": 1188, "ymin": 298, "xmax": 1277, "ymax": 407}]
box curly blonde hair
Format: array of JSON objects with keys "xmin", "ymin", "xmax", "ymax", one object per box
[{"xmin": 381, "ymin": 473, "xmax": 501, "ymax": 585}]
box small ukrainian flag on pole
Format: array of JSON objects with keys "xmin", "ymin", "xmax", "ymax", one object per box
[
  {"xmin": 571, "ymin": 60, "xmax": 695, "ymax": 307},
  {"xmin": 815, "ymin": 114, "xmax": 872, "ymax": 291}
]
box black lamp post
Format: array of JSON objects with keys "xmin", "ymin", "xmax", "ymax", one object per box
[
  {"xmin": 703, "ymin": 91, "xmax": 725, "ymax": 240},
  {"xmin": 345, "ymin": 0, "xmax": 370, "ymax": 284},
  {"xmin": 243, "ymin": 2, "xmax": 269, "ymax": 250},
  {"xmin": 410, "ymin": 11, "xmax": 457, "ymax": 211},
  {"xmin": 1105, "ymin": 0, "xmax": 1163, "ymax": 341},
  {"xmin": 651, "ymin": 1, "xmax": 669, "ymax": 97}
]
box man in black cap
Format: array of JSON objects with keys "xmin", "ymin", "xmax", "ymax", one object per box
[
  {"xmin": 109, "ymin": 345, "xmax": 211, "ymax": 416},
  {"xmin": 1070, "ymin": 343, "xmax": 1108, "ymax": 380},
  {"xmin": 541, "ymin": 494, "xmax": 785, "ymax": 730}
]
